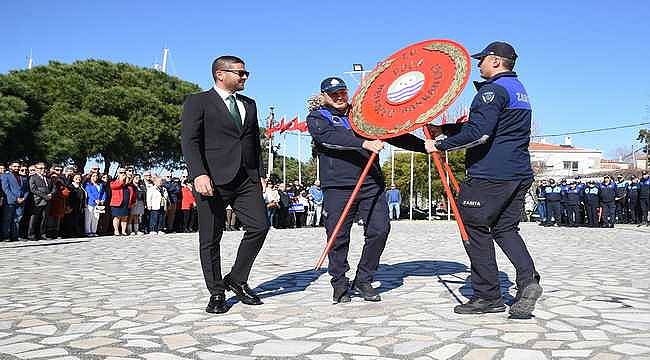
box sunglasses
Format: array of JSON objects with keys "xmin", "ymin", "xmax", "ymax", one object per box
[{"xmin": 221, "ymin": 69, "xmax": 250, "ymax": 77}]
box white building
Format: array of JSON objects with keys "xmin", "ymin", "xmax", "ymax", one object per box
[{"xmin": 529, "ymin": 137, "xmax": 603, "ymax": 177}]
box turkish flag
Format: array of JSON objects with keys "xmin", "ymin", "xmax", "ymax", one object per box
[
  {"xmin": 297, "ymin": 121, "xmax": 308, "ymax": 132},
  {"xmin": 283, "ymin": 116, "xmax": 299, "ymax": 132}
]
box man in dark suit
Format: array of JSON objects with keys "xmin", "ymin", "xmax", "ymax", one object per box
[
  {"xmin": 181, "ymin": 55, "xmax": 269, "ymax": 314},
  {"xmin": 1, "ymin": 161, "xmax": 30, "ymax": 241},
  {"xmin": 28, "ymin": 162, "xmax": 54, "ymax": 241}
]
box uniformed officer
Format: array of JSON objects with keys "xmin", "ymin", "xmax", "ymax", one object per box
[
  {"xmin": 535, "ymin": 179, "xmax": 548, "ymax": 225},
  {"xmin": 639, "ymin": 170, "xmax": 650, "ymax": 226},
  {"xmin": 628, "ymin": 175, "xmax": 640, "ymax": 225},
  {"xmin": 544, "ymin": 179, "xmax": 563, "ymax": 227},
  {"xmin": 562, "ymin": 181, "xmax": 581, "ymax": 227},
  {"xmin": 307, "ymin": 77, "xmax": 427, "ymax": 303},
  {"xmin": 425, "ymin": 41, "xmax": 542, "ymax": 318},
  {"xmin": 599, "ymin": 175, "xmax": 617, "ymax": 228},
  {"xmin": 583, "ymin": 180, "xmax": 600, "ymax": 227},
  {"xmin": 559, "ymin": 178, "xmax": 569, "ymax": 225},
  {"xmin": 574, "ymin": 176, "xmax": 586, "ymax": 224},
  {"xmin": 614, "ymin": 173, "xmax": 629, "ymax": 224}
]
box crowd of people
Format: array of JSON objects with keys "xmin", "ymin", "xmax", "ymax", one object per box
[
  {"xmin": 262, "ymin": 179, "xmax": 324, "ymax": 229},
  {"xmin": 0, "ymin": 161, "xmax": 199, "ymax": 242},
  {"xmin": 534, "ymin": 171, "xmax": 650, "ymax": 228}
]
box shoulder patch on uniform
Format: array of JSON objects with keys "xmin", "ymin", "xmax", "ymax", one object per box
[{"xmin": 481, "ymin": 91, "xmax": 495, "ymax": 103}]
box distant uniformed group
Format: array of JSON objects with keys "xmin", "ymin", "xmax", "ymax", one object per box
[{"xmin": 535, "ymin": 170, "xmax": 650, "ymax": 228}]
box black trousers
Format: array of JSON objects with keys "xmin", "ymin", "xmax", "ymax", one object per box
[
  {"xmin": 629, "ymin": 198, "xmax": 639, "ymax": 224},
  {"xmin": 615, "ymin": 199, "xmax": 627, "ymax": 223},
  {"xmin": 182, "ymin": 209, "xmax": 194, "ymax": 231},
  {"xmin": 28, "ymin": 205, "xmax": 49, "ymax": 240},
  {"xmin": 602, "ymin": 202, "xmax": 615, "ymax": 226},
  {"xmin": 640, "ymin": 198, "xmax": 649, "ymax": 224},
  {"xmin": 458, "ymin": 177, "xmax": 540, "ymax": 300},
  {"xmin": 566, "ymin": 205, "xmax": 578, "ymax": 226},
  {"xmin": 323, "ymin": 184, "xmax": 390, "ymax": 289},
  {"xmin": 585, "ymin": 203, "xmax": 599, "ymax": 226},
  {"xmin": 546, "ymin": 201, "xmax": 562, "ymax": 225},
  {"xmin": 196, "ymin": 169, "xmax": 269, "ymax": 295}
]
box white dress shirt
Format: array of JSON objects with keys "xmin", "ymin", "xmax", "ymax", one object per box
[{"xmin": 214, "ymin": 85, "xmax": 246, "ymax": 125}]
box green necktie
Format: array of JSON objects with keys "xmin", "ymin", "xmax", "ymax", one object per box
[{"xmin": 227, "ymin": 94, "xmax": 242, "ymax": 130}]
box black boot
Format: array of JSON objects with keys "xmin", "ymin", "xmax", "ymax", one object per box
[
  {"xmin": 332, "ymin": 287, "xmax": 351, "ymax": 304},
  {"xmin": 509, "ymin": 282, "xmax": 543, "ymax": 319},
  {"xmin": 352, "ymin": 280, "xmax": 381, "ymax": 302},
  {"xmin": 454, "ymin": 297, "xmax": 506, "ymax": 314}
]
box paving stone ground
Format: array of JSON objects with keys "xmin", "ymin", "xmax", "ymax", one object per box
[{"xmin": 1, "ymin": 221, "xmax": 650, "ymax": 360}]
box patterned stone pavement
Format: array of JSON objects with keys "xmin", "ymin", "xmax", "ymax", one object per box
[{"xmin": 1, "ymin": 221, "xmax": 650, "ymax": 360}]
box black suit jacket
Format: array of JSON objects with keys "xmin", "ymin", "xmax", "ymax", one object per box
[
  {"xmin": 181, "ymin": 88, "xmax": 264, "ymax": 186},
  {"xmin": 28, "ymin": 174, "xmax": 53, "ymax": 207}
]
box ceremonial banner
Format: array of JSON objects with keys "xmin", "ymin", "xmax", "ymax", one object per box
[{"xmin": 350, "ymin": 39, "xmax": 470, "ymax": 139}]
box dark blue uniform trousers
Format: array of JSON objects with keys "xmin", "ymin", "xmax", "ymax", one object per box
[
  {"xmin": 458, "ymin": 177, "xmax": 540, "ymax": 300},
  {"xmin": 546, "ymin": 201, "xmax": 562, "ymax": 225},
  {"xmin": 602, "ymin": 202, "xmax": 615, "ymax": 226},
  {"xmin": 323, "ymin": 184, "xmax": 390, "ymax": 289}
]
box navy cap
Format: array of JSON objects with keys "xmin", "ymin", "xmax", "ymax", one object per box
[
  {"xmin": 320, "ymin": 77, "xmax": 347, "ymax": 93},
  {"xmin": 471, "ymin": 41, "xmax": 518, "ymax": 61}
]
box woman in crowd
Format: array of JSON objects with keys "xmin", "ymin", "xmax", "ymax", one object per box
[
  {"xmin": 128, "ymin": 174, "xmax": 146, "ymax": 235},
  {"xmin": 109, "ymin": 169, "xmax": 136, "ymax": 236},
  {"xmin": 264, "ymin": 182, "xmax": 280, "ymax": 227},
  {"xmin": 47, "ymin": 171, "xmax": 70, "ymax": 238},
  {"xmin": 180, "ymin": 180, "xmax": 196, "ymax": 232},
  {"xmin": 65, "ymin": 173, "xmax": 86, "ymax": 237},
  {"xmin": 295, "ymin": 191, "xmax": 310, "ymax": 228},
  {"xmin": 146, "ymin": 175, "xmax": 168, "ymax": 235},
  {"xmin": 84, "ymin": 172, "xmax": 107, "ymax": 237},
  {"xmin": 98, "ymin": 174, "xmax": 113, "ymax": 235}
]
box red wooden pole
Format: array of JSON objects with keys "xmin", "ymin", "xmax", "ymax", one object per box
[
  {"xmin": 443, "ymin": 161, "xmax": 460, "ymax": 194},
  {"xmin": 423, "ymin": 127, "xmax": 469, "ymax": 243},
  {"xmin": 314, "ymin": 152, "xmax": 378, "ymax": 270},
  {"xmin": 430, "ymin": 152, "xmax": 469, "ymax": 242}
]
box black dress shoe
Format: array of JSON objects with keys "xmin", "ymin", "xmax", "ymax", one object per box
[
  {"xmin": 353, "ymin": 281, "xmax": 381, "ymax": 302},
  {"xmin": 332, "ymin": 287, "xmax": 351, "ymax": 304},
  {"xmin": 223, "ymin": 274, "xmax": 263, "ymax": 305},
  {"xmin": 454, "ymin": 297, "xmax": 506, "ymax": 314},
  {"xmin": 206, "ymin": 293, "xmax": 228, "ymax": 314}
]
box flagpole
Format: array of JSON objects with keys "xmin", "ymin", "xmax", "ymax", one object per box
[
  {"xmin": 298, "ymin": 115, "xmax": 302, "ymax": 185},
  {"xmin": 391, "ymin": 145, "xmax": 395, "ymax": 184},
  {"xmin": 409, "ymin": 151, "xmax": 414, "ymax": 221},
  {"xmin": 283, "ymin": 131, "xmax": 287, "ymax": 185},
  {"xmin": 446, "ymin": 150, "xmax": 451, "ymax": 221},
  {"xmin": 428, "ymin": 154, "xmax": 432, "ymax": 221},
  {"xmin": 267, "ymin": 107, "xmax": 274, "ymax": 178}
]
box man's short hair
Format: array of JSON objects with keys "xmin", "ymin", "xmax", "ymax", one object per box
[
  {"xmin": 500, "ymin": 57, "xmax": 515, "ymax": 70},
  {"xmin": 212, "ymin": 55, "xmax": 245, "ymax": 81}
]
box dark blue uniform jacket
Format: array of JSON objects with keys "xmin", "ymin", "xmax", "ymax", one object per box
[
  {"xmin": 545, "ymin": 185, "xmax": 562, "ymax": 202},
  {"xmin": 599, "ymin": 182, "xmax": 616, "ymax": 203},
  {"xmin": 307, "ymin": 106, "xmax": 426, "ymax": 189},
  {"xmin": 436, "ymin": 72, "xmax": 532, "ymax": 180},
  {"xmin": 584, "ymin": 186, "xmax": 599, "ymax": 205},
  {"xmin": 562, "ymin": 188, "xmax": 582, "ymax": 206}
]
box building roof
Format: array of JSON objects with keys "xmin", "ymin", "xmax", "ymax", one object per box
[{"xmin": 529, "ymin": 142, "xmax": 600, "ymax": 153}]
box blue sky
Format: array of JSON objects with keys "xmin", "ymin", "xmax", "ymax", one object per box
[{"xmin": 3, "ymin": 0, "xmax": 650, "ymax": 162}]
